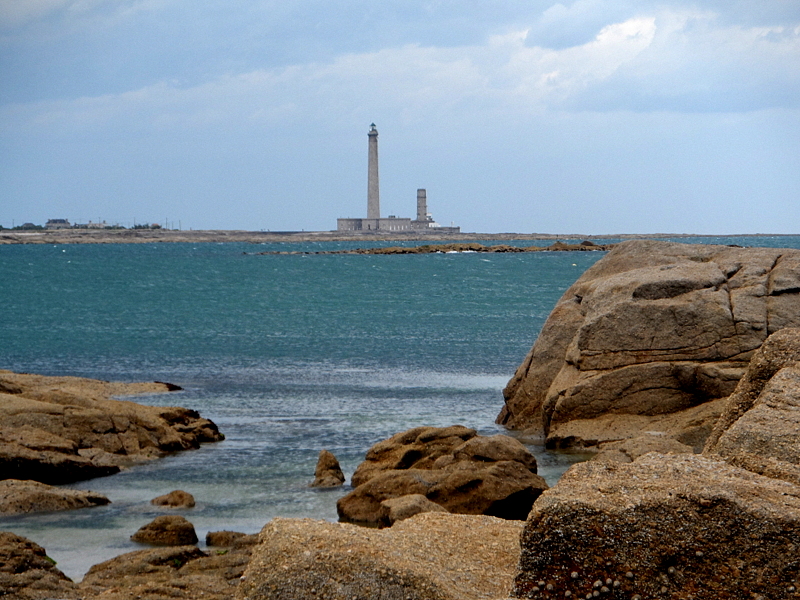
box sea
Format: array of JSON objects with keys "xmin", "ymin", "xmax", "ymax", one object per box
[{"xmin": 1, "ymin": 235, "xmax": 798, "ymax": 580}]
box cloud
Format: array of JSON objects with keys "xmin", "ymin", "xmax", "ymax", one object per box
[
  {"xmin": 0, "ymin": 0, "xmax": 73, "ymax": 28},
  {"xmin": 2, "ymin": 7, "xmax": 799, "ymax": 141},
  {"xmin": 0, "ymin": 0, "xmax": 162, "ymax": 30}
]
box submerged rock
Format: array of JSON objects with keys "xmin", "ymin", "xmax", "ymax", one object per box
[
  {"xmin": 513, "ymin": 453, "xmax": 800, "ymax": 600},
  {"xmin": 310, "ymin": 449, "xmax": 345, "ymax": 488},
  {"xmin": 151, "ymin": 489, "xmax": 196, "ymax": 508},
  {"xmin": 498, "ymin": 240, "xmax": 800, "ymax": 449},
  {"xmin": 131, "ymin": 515, "xmax": 199, "ymax": 546},
  {"xmin": 0, "ymin": 370, "xmax": 224, "ymax": 485},
  {"xmin": 337, "ymin": 426, "xmax": 547, "ymax": 525},
  {"xmin": 236, "ymin": 513, "xmax": 523, "ymax": 600},
  {"xmin": 0, "ymin": 479, "xmax": 110, "ymax": 515}
]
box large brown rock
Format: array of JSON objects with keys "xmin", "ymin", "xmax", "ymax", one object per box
[
  {"xmin": 131, "ymin": 515, "xmax": 199, "ymax": 546},
  {"xmin": 513, "ymin": 453, "xmax": 800, "ymax": 600},
  {"xmin": 0, "ymin": 531, "xmax": 80, "ymax": 599},
  {"xmin": 350, "ymin": 425, "xmax": 478, "ymax": 487},
  {"xmin": 310, "ymin": 449, "xmax": 345, "ymax": 488},
  {"xmin": 704, "ymin": 327, "xmax": 800, "ymax": 484},
  {"xmin": 0, "ymin": 479, "xmax": 110, "ymax": 514},
  {"xmin": 498, "ymin": 240, "xmax": 800, "ymax": 449},
  {"xmin": 0, "ymin": 370, "xmax": 223, "ymax": 484},
  {"xmin": 236, "ymin": 513, "xmax": 523, "ymax": 600},
  {"xmin": 337, "ymin": 426, "xmax": 547, "ymax": 525}
]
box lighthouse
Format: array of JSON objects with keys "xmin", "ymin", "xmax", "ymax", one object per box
[
  {"xmin": 367, "ymin": 123, "xmax": 380, "ymax": 220},
  {"xmin": 335, "ymin": 124, "xmax": 459, "ymax": 232}
]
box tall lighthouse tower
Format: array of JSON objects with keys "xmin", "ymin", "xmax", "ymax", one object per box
[{"xmin": 367, "ymin": 123, "xmax": 380, "ymax": 220}]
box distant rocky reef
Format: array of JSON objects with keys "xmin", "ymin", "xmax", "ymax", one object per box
[{"xmin": 256, "ymin": 240, "xmax": 613, "ymax": 255}]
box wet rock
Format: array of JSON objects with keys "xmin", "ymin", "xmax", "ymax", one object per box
[
  {"xmin": 498, "ymin": 240, "xmax": 800, "ymax": 449},
  {"xmin": 0, "ymin": 531, "xmax": 80, "ymax": 599},
  {"xmin": 151, "ymin": 489, "xmax": 196, "ymax": 508},
  {"xmin": 513, "ymin": 453, "xmax": 800, "ymax": 600},
  {"xmin": 0, "ymin": 479, "xmax": 110, "ymax": 514},
  {"xmin": 337, "ymin": 426, "xmax": 547, "ymax": 525},
  {"xmin": 236, "ymin": 513, "xmax": 523, "ymax": 600},
  {"xmin": 131, "ymin": 515, "xmax": 199, "ymax": 546},
  {"xmin": 310, "ymin": 449, "xmax": 345, "ymax": 488},
  {"xmin": 0, "ymin": 370, "xmax": 223, "ymax": 485}
]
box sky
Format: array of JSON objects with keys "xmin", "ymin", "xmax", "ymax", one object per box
[{"xmin": 1, "ymin": 1, "xmax": 799, "ymax": 234}]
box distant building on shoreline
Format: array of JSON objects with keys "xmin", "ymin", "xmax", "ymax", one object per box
[
  {"xmin": 45, "ymin": 219, "xmax": 71, "ymax": 230},
  {"xmin": 337, "ymin": 124, "xmax": 460, "ymax": 233}
]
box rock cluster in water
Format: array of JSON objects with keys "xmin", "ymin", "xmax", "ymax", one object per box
[
  {"xmin": 0, "ymin": 370, "xmax": 224, "ymax": 486},
  {"xmin": 4, "ymin": 239, "xmax": 800, "ymax": 600},
  {"xmin": 336, "ymin": 425, "xmax": 548, "ymax": 525}
]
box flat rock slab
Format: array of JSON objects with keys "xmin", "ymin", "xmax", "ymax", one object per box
[
  {"xmin": 0, "ymin": 370, "xmax": 223, "ymax": 484},
  {"xmin": 237, "ymin": 513, "xmax": 524, "ymax": 600},
  {"xmin": 514, "ymin": 453, "xmax": 800, "ymax": 600},
  {"xmin": 0, "ymin": 479, "xmax": 109, "ymax": 514}
]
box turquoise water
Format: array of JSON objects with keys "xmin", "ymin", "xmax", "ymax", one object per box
[{"xmin": 1, "ymin": 236, "xmax": 798, "ymax": 579}]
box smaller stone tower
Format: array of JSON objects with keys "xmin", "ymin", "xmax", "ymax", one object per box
[{"xmin": 416, "ymin": 189, "xmax": 427, "ymax": 222}]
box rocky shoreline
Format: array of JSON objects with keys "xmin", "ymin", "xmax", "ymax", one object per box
[
  {"xmin": 0, "ymin": 229, "xmax": 612, "ymax": 245},
  {"xmin": 0, "ymin": 371, "xmax": 223, "ymax": 486},
  {"xmin": 3, "ymin": 239, "xmax": 800, "ymax": 599},
  {"xmin": 2, "ymin": 228, "xmax": 792, "ymax": 246}
]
